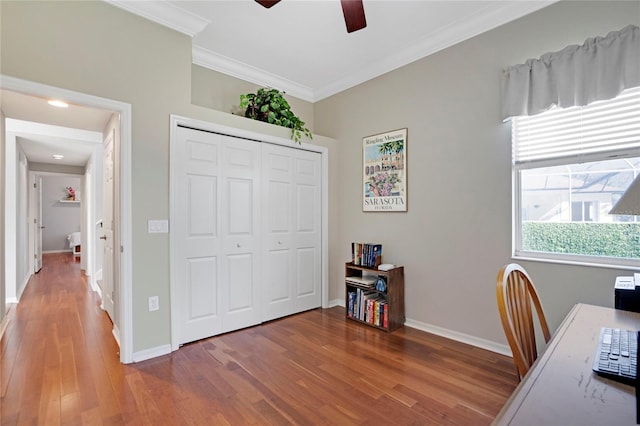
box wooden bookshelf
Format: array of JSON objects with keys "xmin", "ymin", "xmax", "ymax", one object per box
[{"xmin": 344, "ymin": 262, "xmax": 405, "ymax": 332}]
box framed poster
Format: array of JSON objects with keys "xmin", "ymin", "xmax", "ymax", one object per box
[{"xmin": 363, "ymin": 128, "xmax": 407, "ymax": 212}]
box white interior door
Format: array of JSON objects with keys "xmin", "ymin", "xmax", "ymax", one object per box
[
  {"xmin": 101, "ymin": 130, "xmax": 115, "ymax": 321},
  {"xmin": 174, "ymin": 128, "xmax": 262, "ymax": 345},
  {"xmin": 174, "ymin": 127, "xmax": 224, "ymax": 344},
  {"xmin": 34, "ymin": 176, "xmax": 43, "ymax": 273},
  {"xmin": 262, "ymin": 144, "xmax": 321, "ymax": 321},
  {"xmin": 291, "ymin": 149, "xmax": 322, "ymax": 312},
  {"xmin": 220, "ymin": 136, "xmax": 261, "ymax": 332},
  {"xmin": 172, "ymin": 124, "xmax": 322, "ymax": 345}
]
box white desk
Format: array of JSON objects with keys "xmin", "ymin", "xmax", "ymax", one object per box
[{"xmin": 494, "ymin": 303, "xmax": 640, "ymax": 425}]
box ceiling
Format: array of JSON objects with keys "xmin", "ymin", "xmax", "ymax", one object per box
[
  {"xmin": 107, "ymin": 0, "xmax": 557, "ymax": 102},
  {"xmin": 2, "ymin": 0, "xmax": 557, "ymax": 167},
  {"xmin": 1, "ymin": 89, "xmax": 113, "ymax": 167}
]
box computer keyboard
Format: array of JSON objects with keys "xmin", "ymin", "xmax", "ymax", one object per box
[{"xmin": 593, "ymin": 327, "xmax": 638, "ymax": 385}]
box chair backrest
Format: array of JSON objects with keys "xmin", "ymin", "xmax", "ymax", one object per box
[{"xmin": 496, "ymin": 263, "xmax": 551, "ymax": 380}]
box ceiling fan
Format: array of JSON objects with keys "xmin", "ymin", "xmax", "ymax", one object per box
[{"xmin": 255, "ymin": 0, "xmax": 367, "ymax": 33}]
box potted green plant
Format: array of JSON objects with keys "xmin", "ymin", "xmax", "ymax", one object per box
[{"xmin": 239, "ymin": 88, "xmax": 312, "ymax": 144}]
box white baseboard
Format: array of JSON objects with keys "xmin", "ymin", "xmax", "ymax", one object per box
[
  {"xmin": 17, "ymin": 274, "xmax": 30, "ymax": 301},
  {"xmin": 112, "ymin": 324, "xmax": 121, "ymax": 346},
  {"xmin": 328, "ymin": 298, "xmax": 343, "ymax": 308},
  {"xmin": 0, "ymin": 314, "xmax": 10, "ymax": 340},
  {"xmin": 93, "ymin": 279, "xmax": 103, "ymax": 298},
  {"xmin": 334, "ymin": 298, "xmax": 511, "ymax": 357},
  {"xmin": 132, "ymin": 344, "xmax": 172, "ymax": 363},
  {"xmin": 6, "ymin": 297, "xmax": 18, "ymax": 304},
  {"xmin": 43, "ymin": 249, "xmax": 73, "ymax": 254},
  {"xmin": 404, "ymin": 318, "xmax": 511, "ymax": 357},
  {"xmin": 90, "ymin": 279, "xmax": 101, "ymax": 295}
]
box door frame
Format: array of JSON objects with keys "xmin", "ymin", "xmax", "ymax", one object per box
[
  {"xmin": 34, "ymin": 175, "xmax": 43, "ymax": 273},
  {"xmin": 28, "ymin": 171, "xmax": 87, "ymax": 273},
  {"xmin": 2, "ymin": 75, "xmax": 134, "ymax": 364},
  {"xmin": 168, "ymin": 114, "xmax": 329, "ymax": 351}
]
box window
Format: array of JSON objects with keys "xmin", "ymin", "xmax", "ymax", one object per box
[{"xmin": 512, "ymin": 87, "xmax": 640, "ymax": 266}]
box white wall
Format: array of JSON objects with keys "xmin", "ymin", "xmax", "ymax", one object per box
[
  {"xmin": 41, "ymin": 175, "xmax": 81, "ymax": 252},
  {"xmin": 85, "ymin": 143, "xmax": 104, "ymax": 292},
  {"xmin": 0, "ymin": 110, "xmax": 5, "ymax": 321},
  {"xmin": 16, "ymin": 145, "xmax": 29, "ymax": 299}
]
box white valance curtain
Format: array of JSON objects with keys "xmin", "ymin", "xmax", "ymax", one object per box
[{"xmin": 502, "ymin": 24, "xmax": 640, "ymax": 120}]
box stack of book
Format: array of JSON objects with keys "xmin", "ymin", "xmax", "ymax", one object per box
[
  {"xmin": 346, "ymin": 288, "xmax": 389, "ymax": 328},
  {"xmin": 345, "ymin": 275, "xmax": 376, "ymax": 288},
  {"xmin": 351, "ymin": 242, "xmax": 382, "ymax": 268}
]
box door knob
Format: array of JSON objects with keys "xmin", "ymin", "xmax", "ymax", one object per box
[{"xmin": 100, "ymin": 235, "xmax": 107, "ymax": 240}]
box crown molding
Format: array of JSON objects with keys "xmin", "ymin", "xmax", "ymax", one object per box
[
  {"xmin": 105, "ymin": 0, "xmax": 210, "ymax": 37},
  {"xmin": 192, "ymin": 46, "xmax": 315, "ymax": 102},
  {"xmin": 314, "ymin": 1, "xmax": 557, "ymax": 101},
  {"xmin": 106, "ymin": 0, "xmax": 556, "ymax": 102}
]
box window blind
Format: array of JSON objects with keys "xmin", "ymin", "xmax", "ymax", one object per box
[{"xmin": 512, "ymin": 86, "xmax": 640, "ymax": 164}]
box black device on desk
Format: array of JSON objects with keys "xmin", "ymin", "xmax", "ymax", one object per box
[
  {"xmin": 615, "ymin": 276, "xmax": 640, "ymax": 313},
  {"xmin": 616, "ymin": 287, "xmax": 640, "ymax": 312},
  {"xmin": 592, "ymin": 327, "xmax": 640, "ymax": 424}
]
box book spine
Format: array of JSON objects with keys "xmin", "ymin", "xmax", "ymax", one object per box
[
  {"xmin": 347, "ymin": 291, "xmax": 355, "ymax": 317},
  {"xmin": 373, "ymin": 244, "xmax": 382, "ymax": 267},
  {"xmin": 374, "ymin": 300, "xmax": 380, "ymax": 326},
  {"xmin": 383, "ymin": 303, "xmax": 388, "ymax": 328},
  {"xmin": 351, "ymin": 242, "xmax": 355, "ymax": 264},
  {"xmin": 364, "ymin": 243, "xmax": 370, "ymax": 267}
]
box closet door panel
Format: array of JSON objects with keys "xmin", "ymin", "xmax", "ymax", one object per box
[
  {"xmin": 174, "ymin": 125, "xmax": 323, "ymax": 344},
  {"xmin": 220, "ymin": 137, "xmax": 261, "ymax": 331},
  {"xmin": 185, "ymin": 257, "xmax": 218, "ymax": 319},
  {"xmin": 296, "ymin": 247, "xmax": 317, "ymax": 296},
  {"xmin": 262, "ymin": 144, "xmax": 321, "ymax": 320},
  {"xmin": 175, "ymin": 127, "xmax": 223, "ymax": 344},
  {"xmin": 292, "ymin": 152, "xmax": 322, "ymax": 312},
  {"xmin": 262, "ymin": 146, "xmax": 295, "ymax": 320}
]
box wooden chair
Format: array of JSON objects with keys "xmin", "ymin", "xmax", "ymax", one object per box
[{"xmin": 496, "ymin": 263, "xmax": 551, "ymax": 380}]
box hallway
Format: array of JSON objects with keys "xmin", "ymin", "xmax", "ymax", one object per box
[{"xmin": 1, "ymin": 253, "xmax": 121, "ymax": 424}]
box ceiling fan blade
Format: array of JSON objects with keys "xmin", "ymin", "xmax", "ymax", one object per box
[
  {"xmin": 341, "ymin": 0, "xmax": 367, "ymax": 33},
  {"xmin": 256, "ymin": 0, "xmax": 281, "ymax": 8}
]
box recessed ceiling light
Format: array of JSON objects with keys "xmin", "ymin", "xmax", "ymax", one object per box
[
  {"xmin": 52, "ymin": 154, "xmax": 65, "ymax": 160},
  {"xmin": 48, "ymin": 99, "xmax": 69, "ymax": 108}
]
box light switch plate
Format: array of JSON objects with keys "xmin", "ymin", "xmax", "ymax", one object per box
[
  {"xmin": 148, "ymin": 219, "xmax": 169, "ymax": 234},
  {"xmin": 148, "ymin": 296, "xmax": 159, "ymax": 312}
]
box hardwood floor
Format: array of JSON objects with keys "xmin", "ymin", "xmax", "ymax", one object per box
[{"xmin": 1, "ymin": 253, "xmax": 518, "ymax": 425}]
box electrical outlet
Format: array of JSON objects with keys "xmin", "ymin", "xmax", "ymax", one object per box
[{"xmin": 148, "ymin": 296, "xmax": 159, "ymax": 312}]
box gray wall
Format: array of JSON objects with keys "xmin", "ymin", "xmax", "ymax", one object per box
[
  {"xmin": 191, "ymin": 65, "xmax": 315, "ymax": 131},
  {"xmin": 0, "ymin": 0, "xmax": 326, "ymax": 353},
  {"xmin": 41, "ymin": 175, "xmax": 82, "ymax": 252},
  {"xmin": 314, "ymin": 0, "xmax": 640, "ymax": 344},
  {"xmin": 1, "ymin": 0, "xmax": 638, "ymax": 354}
]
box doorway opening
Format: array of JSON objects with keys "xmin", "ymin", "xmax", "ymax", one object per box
[{"xmin": 1, "ymin": 75, "xmax": 133, "ymax": 363}]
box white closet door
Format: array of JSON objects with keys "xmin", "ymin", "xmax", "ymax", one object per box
[
  {"xmin": 262, "ymin": 144, "xmax": 321, "ymax": 321},
  {"xmin": 174, "ymin": 127, "xmax": 224, "ymax": 344},
  {"xmin": 220, "ymin": 136, "xmax": 261, "ymax": 332}
]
